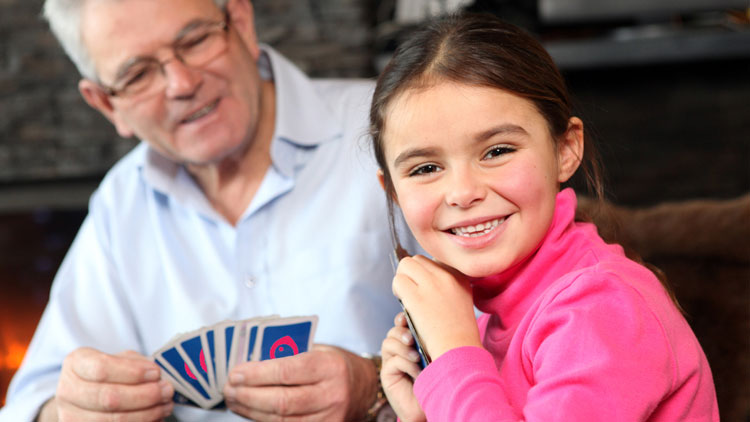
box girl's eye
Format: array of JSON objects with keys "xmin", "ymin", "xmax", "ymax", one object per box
[
  {"xmin": 483, "ymin": 145, "xmax": 515, "ymax": 160},
  {"xmin": 409, "ymin": 164, "xmax": 441, "ymax": 177}
]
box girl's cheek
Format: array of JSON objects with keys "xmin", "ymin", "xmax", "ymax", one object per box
[
  {"xmin": 498, "ymin": 161, "xmax": 550, "ymax": 204},
  {"xmin": 399, "ymin": 187, "xmax": 438, "ymax": 233}
]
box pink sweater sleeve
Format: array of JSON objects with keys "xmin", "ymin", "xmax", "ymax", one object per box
[
  {"xmin": 414, "ymin": 346, "xmax": 520, "ymax": 421},
  {"xmin": 412, "ymin": 275, "xmax": 708, "ymax": 422}
]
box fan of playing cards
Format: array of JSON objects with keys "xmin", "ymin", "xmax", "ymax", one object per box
[{"xmin": 152, "ymin": 315, "xmax": 318, "ymax": 409}]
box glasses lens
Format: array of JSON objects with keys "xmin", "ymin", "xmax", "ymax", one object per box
[
  {"xmin": 116, "ymin": 61, "xmax": 161, "ymax": 96},
  {"xmin": 178, "ymin": 25, "xmax": 227, "ymax": 68},
  {"xmin": 109, "ymin": 21, "xmax": 227, "ymax": 98}
]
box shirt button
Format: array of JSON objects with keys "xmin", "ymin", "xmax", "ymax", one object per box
[{"xmin": 244, "ymin": 275, "xmax": 257, "ymax": 288}]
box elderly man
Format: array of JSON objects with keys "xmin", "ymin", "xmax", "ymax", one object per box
[{"xmin": 0, "ymin": 0, "xmax": 406, "ymax": 420}]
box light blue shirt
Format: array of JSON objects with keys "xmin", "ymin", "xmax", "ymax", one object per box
[{"xmin": 1, "ymin": 47, "xmax": 413, "ymax": 421}]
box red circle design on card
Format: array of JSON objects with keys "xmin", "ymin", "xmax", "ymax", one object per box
[{"xmin": 270, "ymin": 335, "xmax": 299, "ymax": 359}]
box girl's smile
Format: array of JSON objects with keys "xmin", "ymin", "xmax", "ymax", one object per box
[
  {"xmin": 382, "ymin": 82, "xmax": 583, "ymax": 278},
  {"xmin": 443, "ymin": 214, "xmax": 509, "ymax": 250}
]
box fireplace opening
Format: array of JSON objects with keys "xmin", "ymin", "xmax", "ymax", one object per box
[{"xmin": 0, "ymin": 208, "xmax": 86, "ymax": 406}]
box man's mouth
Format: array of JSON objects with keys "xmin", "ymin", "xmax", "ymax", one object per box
[
  {"xmin": 449, "ymin": 217, "xmax": 506, "ymax": 237},
  {"xmin": 181, "ymin": 99, "xmax": 219, "ymax": 124}
]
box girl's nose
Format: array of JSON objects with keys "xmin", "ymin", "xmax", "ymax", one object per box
[{"xmin": 445, "ymin": 168, "xmax": 486, "ymax": 208}]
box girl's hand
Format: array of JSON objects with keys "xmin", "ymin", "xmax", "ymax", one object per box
[
  {"xmin": 393, "ymin": 255, "xmax": 482, "ymax": 361},
  {"xmin": 380, "ymin": 312, "xmax": 426, "ymax": 422}
]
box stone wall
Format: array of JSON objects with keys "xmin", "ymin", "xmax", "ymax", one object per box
[
  {"xmin": 1, "ymin": 0, "xmax": 748, "ymax": 205},
  {"xmin": 0, "ymin": 0, "xmax": 378, "ymax": 183}
]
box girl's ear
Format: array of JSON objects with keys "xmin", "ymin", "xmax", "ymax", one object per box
[
  {"xmin": 557, "ymin": 116, "xmax": 584, "ymax": 183},
  {"xmin": 376, "ymin": 169, "xmax": 399, "ymax": 204},
  {"xmin": 376, "ymin": 169, "xmax": 386, "ymax": 191}
]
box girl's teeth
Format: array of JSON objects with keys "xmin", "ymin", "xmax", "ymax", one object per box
[{"xmin": 450, "ymin": 217, "xmax": 505, "ymax": 237}]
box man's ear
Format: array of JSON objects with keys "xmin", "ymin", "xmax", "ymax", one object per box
[
  {"xmin": 557, "ymin": 116, "xmax": 584, "ymax": 183},
  {"xmin": 376, "ymin": 169, "xmax": 399, "ymax": 204},
  {"xmin": 78, "ymin": 79, "xmax": 134, "ymax": 138},
  {"xmin": 226, "ymin": 0, "xmax": 261, "ymax": 60}
]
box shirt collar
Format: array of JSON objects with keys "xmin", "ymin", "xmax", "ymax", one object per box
[{"xmin": 261, "ymin": 45, "xmax": 341, "ymax": 148}]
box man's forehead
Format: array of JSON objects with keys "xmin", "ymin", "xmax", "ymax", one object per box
[{"xmin": 80, "ymin": 0, "xmax": 222, "ymax": 77}]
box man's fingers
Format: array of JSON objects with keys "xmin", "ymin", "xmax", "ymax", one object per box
[
  {"xmin": 229, "ymin": 349, "xmax": 345, "ymax": 387},
  {"xmin": 56, "ymin": 399, "xmax": 173, "ymax": 422},
  {"xmin": 58, "ymin": 377, "xmax": 173, "ymax": 412},
  {"xmin": 226, "ymin": 383, "xmax": 330, "ymax": 417},
  {"xmin": 225, "ymin": 348, "xmax": 353, "ymax": 420},
  {"xmin": 226, "ymin": 398, "xmax": 326, "ymax": 422},
  {"xmin": 117, "ymin": 350, "xmax": 152, "ymax": 361},
  {"xmin": 67, "ymin": 347, "xmax": 160, "ymax": 384}
]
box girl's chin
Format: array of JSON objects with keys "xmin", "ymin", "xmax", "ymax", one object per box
[{"xmin": 448, "ymin": 260, "xmax": 507, "ymax": 279}]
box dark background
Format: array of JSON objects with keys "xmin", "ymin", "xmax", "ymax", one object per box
[{"xmin": 1, "ymin": 0, "xmax": 748, "ymax": 419}]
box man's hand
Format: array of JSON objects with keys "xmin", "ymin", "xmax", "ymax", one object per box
[
  {"xmin": 224, "ymin": 344, "xmax": 379, "ymax": 421},
  {"xmin": 38, "ymin": 347, "xmax": 174, "ymax": 422}
]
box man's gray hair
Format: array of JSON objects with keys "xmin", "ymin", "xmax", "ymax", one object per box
[{"xmin": 43, "ymin": 0, "xmax": 230, "ymax": 81}]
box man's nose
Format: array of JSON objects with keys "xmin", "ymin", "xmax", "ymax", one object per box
[
  {"xmin": 162, "ymin": 58, "xmax": 202, "ymax": 98},
  {"xmin": 445, "ymin": 167, "xmax": 486, "ymax": 208}
]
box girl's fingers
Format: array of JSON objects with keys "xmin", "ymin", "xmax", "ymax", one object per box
[
  {"xmin": 382, "ymin": 353, "xmax": 422, "ymax": 382},
  {"xmin": 392, "ymin": 273, "xmax": 416, "ymax": 300},
  {"xmin": 394, "ymin": 311, "xmax": 408, "ymax": 327},
  {"xmin": 381, "ymin": 334, "xmax": 420, "ymax": 365},
  {"xmin": 396, "ymin": 256, "xmax": 435, "ymax": 286}
]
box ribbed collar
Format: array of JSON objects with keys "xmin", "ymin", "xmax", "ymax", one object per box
[{"xmin": 472, "ymin": 188, "xmax": 598, "ymax": 331}]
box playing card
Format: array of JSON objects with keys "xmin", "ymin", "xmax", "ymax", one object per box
[
  {"xmin": 254, "ymin": 316, "xmax": 318, "ymax": 361},
  {"xmin": 154, "ymin": 360, "xmax": 202, "ymax": 408},
  {"xmin": 176, "ymin": 329, "xmax": 217, "ymax": 396},
  {"xmin": 227, "ymin": 320, "xmax": 247, "ymax": 375},
  {"xmin": 204, "ymin": 326, "xmax": 218, "ymax": 390},
  {"xmin": 212, "ymin": 320, "xmax": 236, "ymax": 392},
  {"xmin": 237, "ymin": 315, "xmax": 279, "ymax": 363},
  {"xmin": 154, "ymin": 344, "xmax": 222, "ymax": 409},
  {"xmin": 233, "ymin": 319, "xmax": 260, "ymax": 365},
  {"xmin": 391, "ymin": 249, "xmax": 430, "ymax": 369},
  {"xmin": 153, "ymin": 314, "xmax": 317, "ymax": 408},
  {"xmin": 399, "ymin": 299, "xmax": 430, "ymax": 369}
]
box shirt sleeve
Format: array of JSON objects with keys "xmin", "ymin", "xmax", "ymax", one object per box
[
  {"xmin": 413, "ymin": 275, "xmax": 677, "ymax": 422},
  {"xmin": 0, "ymin": 194, "xmax": 141, "ymax": 421}
]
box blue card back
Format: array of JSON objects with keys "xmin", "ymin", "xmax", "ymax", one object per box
[
  {"xmin": 245, "ymin": 325, "xmax": 258, "ymax": 361},
  {"xmin": 259, "ymin": 321, "xmax": 312, "ymax": 361},
  {"xmin": 159, "ymin": 347, "xmax": 211, "ymax": 400},
  {"xmin": 180, "ymin": 335, "xmax": 210, "ymax": 385}
]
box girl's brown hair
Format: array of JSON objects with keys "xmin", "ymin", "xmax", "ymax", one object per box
[
  {"xmin": 369, "ymin": 13, "xmax": 681, "ymax": 309},
  {"xmin": 370, "ymin": 13, "xmax": 604, "ymax": 249}
]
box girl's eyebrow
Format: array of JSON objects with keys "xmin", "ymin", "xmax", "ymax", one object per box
[
  {"xmin": 393, "ymin": 147, "xmax": 439, "ymax": 168},
  {"xmin": 474, "ymin": 124, "xmax": 528, "ymax": 142},
  {"xmin": 392, "ymin": 124, "xmax": 527, "ymax": 168}
]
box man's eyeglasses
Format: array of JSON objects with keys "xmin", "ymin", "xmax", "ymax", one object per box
[{"xmin": 99, "ymin": 16, "xmax": 229, "ymax": 98}]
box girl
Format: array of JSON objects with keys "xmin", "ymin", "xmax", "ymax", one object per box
[{"xmin": 370, "ymin": 14, "xmax": 718, "ymax": 422}]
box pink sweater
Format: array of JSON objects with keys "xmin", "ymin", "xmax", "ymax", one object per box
[{"xmin": 413, "ymin": 189, "xmax": 718, "ymax": 421}]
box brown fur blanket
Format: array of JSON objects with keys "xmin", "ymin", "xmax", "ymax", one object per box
[{"xmin": 578, "ymin": 194, "xmax": 750, "ymax": 421}]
